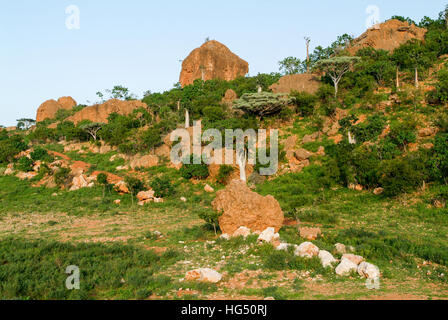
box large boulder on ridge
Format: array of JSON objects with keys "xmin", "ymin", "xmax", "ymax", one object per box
[
  {"xmin": 347, "ymin": 19, "xmax": 427, "ymax": 55},
  {"xmin": 36, "ymin": 96, "xmax": 77, "ymax": 122},
  {"xmin": 66, "ymin": 99, "xmax": 147, "ymax": 124},
  {"xmin": 180, "ymin": 40, "xmax": 249, "ymax": 87},
  {"xmin": 212, "ymin": 179, "xmax": 284, "ymax": 235},
  {"xmin": 270, "ymin": 74, "xmax": 321, "ymax": 94}
]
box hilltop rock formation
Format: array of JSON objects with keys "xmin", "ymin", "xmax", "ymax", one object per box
[
  {"xmin": 347, "ymin": 19, "xmax": 427, "ymax": 55},
  {"xmin": 180, "ymin": 40, "xmax": 249, "ymax": 87},
  {"xmin": 270, "ymin": 74, "xmax": 321, "ymax": 94},
  {"xmin": 36, "ymin": 97, "xmax": 77, "ymax": 122},
  {"xmin": 66, "ymin": 99, "xmax": 147, "ymax": 124},
  {"xmin": 212, "ymin": 179, "xmax": 284, "ymax": 235}
]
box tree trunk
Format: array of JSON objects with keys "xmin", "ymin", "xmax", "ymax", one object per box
[
  {"xmin": 415, "ymin": 67, "xmax": 419, "ymax": 88},
  {"xmin": 396, "ymin": 66, "xmax": 400, "ymax": 88},
  {"xmin": 237, "ymin": 150, "xmax": 247, "ymax": 183},
  {"xmin": 334, "ymin": 82, "xmax": 339, "ymax": 98}
]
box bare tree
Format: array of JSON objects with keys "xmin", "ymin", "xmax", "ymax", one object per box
[{"xmin": 304, "ymin": 37, "xmax": 311, "ymax": 73}]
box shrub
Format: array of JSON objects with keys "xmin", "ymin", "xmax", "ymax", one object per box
[
  {"xmin": 0, "ymin": 134, "xmax": 28, "ymax": 164},
  {"xmin": 233, "ymin": 92, "xmax": 290, "ymax": 118},
  {"xmin": 388, "ymin": 119, "xmax": 417, "ymax": 150},
  {"xmin": 54, "ymin": 167, "xmax": 72, "ymax": 188},
  {"xmin": 216, "ymin": 165, "xmax": 234, "ymax": 185},
  {"xmin": 30, "ymin": 147, "xmax": 54, "ymax": 163},
  {"xmin": 180, "ymin": 155, "xmax": 210, "ymax": 180},
  {"xmin": 379, "ymin": 156, "xmax": 425, "ymax": 197},
  {"xmin": 15, "ymin": 157, "xmax": 34, "ymax": 172},
  {"xmin": 289, "ymin": 91, "xmax": 317, "ymax": 116},
  {"xmin": 150, "ymin": 176, "xmax": 175, "ymax": 198},
  {"xmin": 125, "ymin": 176, "xmax": 145, "ymax": 201},
  {"xmin": 429, "ymin": 133, "xmax": 448, "ymax": 183},
  {"xmin": 198, "ymin": 210, "xmax": 223, "ymax": 236}
]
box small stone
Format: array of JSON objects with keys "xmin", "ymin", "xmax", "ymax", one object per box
[
  {"xmin": 299, "ymin": 227, "xmax": 322, "ymax": 240},
  {"xmin": 232, "ymin": 226, "xmax": 251, "ymax": 239},
  {"xmin": 275, "ymin": 243, "xmax": 290, "ymax": 251},
  {"xmin": 335, "ymin": 243, "xmax": 347, "ymax": 254},
  {"xmin": 204, "ymin": 184, "xmax": 214, "ymax": 193},
  {"xmin": 185, "ymin": 268, "xmax": 222, "ymax": 283},
  {"xmin": 342, "ymin": 254, "xmax": 364, "ymax": 266},
  {"xmin": 294, "ymin": 242, "xmax": 319, "ymax": 258},
  {"xmin": 318, "ymin": 250, "xmax": 338, "ymax": 268},
  {"xmin": 335, "ymin": 259, "xmax": 358, "ymax": 276},
  {"xmin": 257, "ymin": 227, "xmax": 280, "ymax": 244},
  {"xmin": 180, "ymin": 197, "xmax": 187, "ymax": 202},
  {"xmin": 358, "ymin": 262, "xmax": 380, "ymax": 279},
  {"xmin": 220, "ymin": 233, "xmax": 230, "ymax": 240},
  {"xmin": 114, "ymin": 199, "xmax": 121, "ymax": 205},
  {"xmin": 154, "ymin": 198, "xmax": 164, "ymax": 203},
  {"xmin": 373, "ymin": 187, "xmax": 384, "ymax": 195}
]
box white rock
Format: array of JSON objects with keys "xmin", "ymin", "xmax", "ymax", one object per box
[
  {"xmin": 342, "ymin": 254, "xmax": 364, "ymax": 266},
  {"xmin": 358, "ymin": 262, "xmax": 380, "ymax": 279},
  {"xmin": 335, "ymin": 243, "xmax": 347, "ymax": 254},
  {"xmin": 257, "ymin": 227, "xmax": 280, "ymax": 244},
  {"xmin": 275, "ymin": 243, "xmax": 290, "ymax": 251},
  {"xmin": 294, "ymin": 242, "xmax": 319, "ymax": 258},
  {"xmin": 335, "ymin": 259, "xmax": 358, "ymax": 276},
  {"xmin": 4, "ymin": 168, "xmax": 13, "ymax": 175},
  {"xmin": 233, "ymin": 226, "xmax": 251, "ymax": 239},
  {"xmin": 204, "ymin": 184, "xmax": 214, "ymax": 193},
  {"xmin": 220, "ymin": 233, "xmax": 230, "ymax": 240},
  {"xmin": 185, "ymin": 268, "xmax": 222, "ymax": 283},
  {"xmin": 180, "ymin": 197, "xmax": 187, "ymax": 202},
  {"xmin": 318, "ymin": 250, "xmax": 338, "ymax": 268}
]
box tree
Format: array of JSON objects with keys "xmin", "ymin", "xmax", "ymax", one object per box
[
  {"xmin": 279, "ymin": 57, "xmax": 303, "ymax": 75},
  {"xmin": 80, "ymin": 122, "xmax": 104, "ymax": 141},
  {"xmin": 97, "ymin": 173, "xmax": 109, "ymax": 198},
  {"xmin": 16, "ymin": 118, "xmax": 35, "ymax": 130},
  {"xmin": 315, "ymin": 56, "xmax": 361, "ymax": 98},
  {"xmin": 125, "ymin": 176, "xmax": 145, "ymax": 206},
  {"xmin": 304, "ymin": 37, "xmax": 311, "ymax": 73}
]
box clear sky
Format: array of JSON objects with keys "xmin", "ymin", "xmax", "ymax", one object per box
[{"xmin": 1, "ymin": 0, "xmax": 446, "ymax": 126}]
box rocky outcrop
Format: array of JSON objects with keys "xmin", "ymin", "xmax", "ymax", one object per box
[
  {"xmin": 270, "ymin": 74, "xmax": 321, "ymax": 94},
  {"xmin": 347, "ymin": 19, "xmax": 427, "ymax": 55},
  {"xmin": 36, "ymin": 96, "xmax": 77, "ymax": 122},
  {"xmin": 66, "ymin": 99, "xmax": 147, "ymax": 124},
  {"xmin": 180, "ymin": 40, "xmax": 249, "ymax": 87},
  {"xmin": 212, "ymin": 179, "xmax": 284, "ymax": 235}
]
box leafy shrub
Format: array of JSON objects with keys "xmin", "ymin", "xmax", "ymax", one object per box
[
  {"xmin": 379, "ymin": 156, "xmax": 426, "ymax": 197},
  {"xmin": 216, "ymin": 165, "xmax": 234, "ymax": 185},
  {"xmin": 150, "ymin": 176, "xmax": 175, "ymax": 198},
  {"xmin": 54, "ymin": 167, "xmax": 72, "ymax": 188},
  {"xmin": 350, "ymin": 114, "xmax": 385, "ymax": 143},
  {"xmin": 0, "ymin": 134, "xmax": 28, "ymax": 164},
  {"xmin": 388, "ymin": 119, "xmax": 417, "ymax": 149},
  {"xmin": 180, "ymin": 155, "xmax": 210, "ymax": 180},
  {"xmin": 30, "ymin": 147, "xmax": 54, "ymax": 163},
  {"xmin": 233, "ymin": 92, "xmax": 290, "ymax": 118},
  {"xmin": 15, "ymin": 157, "xmax": 34, "ymax": 172},
  {"xmin": 429, "ymin": 133, "xmax": 448, "ymax": 183},
  {"xmin": 289, "ymin": 91, "xmax": 317, "ymax": 116},
  {"xmin": 125, "ymin": 176, "xmax": 145, "ymax": 196},
  {"xmin": 198, "ymin": 210, "xmax": 223, "ymax": 235}
]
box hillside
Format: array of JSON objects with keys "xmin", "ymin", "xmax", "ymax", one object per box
[{"xmin": 1, "ymin": 11, "xmax": 448, "ymax": 300}]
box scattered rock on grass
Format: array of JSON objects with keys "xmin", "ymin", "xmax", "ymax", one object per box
[
  {"xmin": 204, "ymin": 184, "xmax": 214, "ymax": 193},
  {"xmin": 335, "ymin": 243, "xmax": 347, "ymax": 254},
  {"xmin": 295, "ymin": 242, "xmax": 319, "ymax": 258},
  {"xmin": 335, "ymin": 259, "xmax": 358, "ymax": 276},
  {"xmin": 299, "ymin": 227, "xmax": 322, "ymax": 240},
  {"xmin": 257, "ymin": 227, "xmax": 280, "ymax": 244},
  {"xmin": 342, "ymin": 254, "xmax": 364, "ymax": 266},
  {"xmin": 233, "ymin": 226, "xmax": 251, "ymax": 239},
  {"xmin": 185, "ymin": 268, "xmax": 222, "ymax": 283},
  {"xmin": 319, "ymin": 250, "xmax": 338, "ymax": 268},
  {"xmin": 358, "ymin": 262, "xmax": 381, "ymax": 279}
]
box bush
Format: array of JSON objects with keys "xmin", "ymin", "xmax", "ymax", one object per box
[
  {"xmin": 233, "ymin": 92, "xmax": 290, "ymax": 118},
  {"xmin": 289, "ymin": 91, "xmax": 317, "ymax": 116},
  {"xmin": 0, "ymin": 134, "xmax": 28, "ymax": 164},
  {"xmin": 30, "ymin": 147, "xmax": 54, "ymax": 163},
  {"xmin": 180, "ymin": 155, "xmax": 210, "ymax": 180},
  {"xmin": 198, "ymin": 210, "xmax": 222, "ymax": 236},
  {"xmin": 150, "ymin": 176, "xmax": 175, "ymax": 198},
  {"xmin": 429, "ymin": 133, "xmax": 448, "ymax": 183},
  {"xmin": 125, "ymin": 176, "xmax": 145, "ymax": 196},
  {"xmin": 54, "ymin": 167, "xmax": 72, "ymax": 188},
  {"xmin": 15, "ymin": 157, "xmax": 34, "ymax": 172},
  {"xmin": 388, "ymin": 119, "xmax": 417, "ymax": 150},
  {"xmin": 216, "ymin": 165, "xmax": 234, "ymax": 185},
  {"xmin": 379, "ymin": 156, "xmax": 425, "ymax": 197}
]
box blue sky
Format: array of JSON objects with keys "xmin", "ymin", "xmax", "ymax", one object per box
[{"xmin": 0, "ymin": 0, "xmax": 446, "ymax": 126}]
